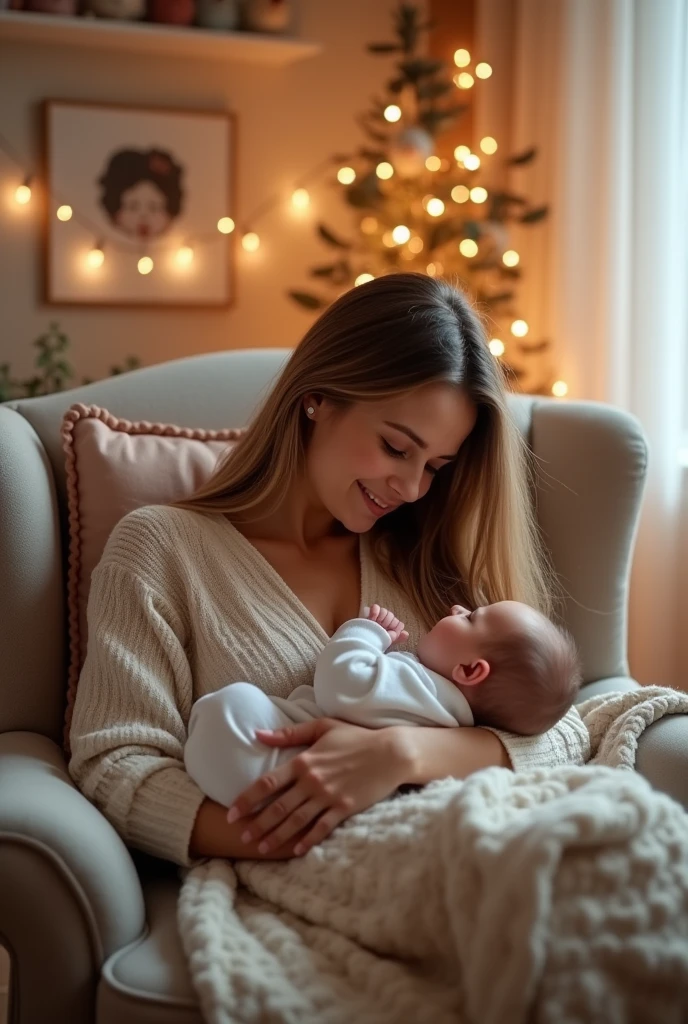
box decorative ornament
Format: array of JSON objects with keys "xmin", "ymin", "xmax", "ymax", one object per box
[
  {"xmin": 196, "ymin": 0, "xmax": 240, "ymax": 30},
  {"xmin": 86, "ymin": 0, "xmax": 145, "ymax": 19},
  {"xmin": 243, "ymin": 0, "xmax": 291, "ymax": 34},
  {"xmin": 388, "ymin": 126, "xmax": 434, "ymax": 179},
  {"xmin": 149, "ymin": 0, "xmax": 195, "ymax": 25}
]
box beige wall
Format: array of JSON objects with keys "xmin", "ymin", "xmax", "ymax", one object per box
[{"xmin": 0, "ymin": 1, "xmax": 411, "ymax": 383}]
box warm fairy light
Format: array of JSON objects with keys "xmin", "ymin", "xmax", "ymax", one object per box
[
  {"xmin": 138, "ymin": 256, "xmax": 154, "ymax": 275},
  {"xmin": 451, "ymin": 185, "xmax": 470, "ymax": 203},
  {"xmin": 425, "ymin": 155, "xmax": 442, "ymax": 172},
  {"xmin": 454, "ymin": 48, "xmax": 471, "ymax": 67},
  {"xmin": 552, "ymin": 380, "xmax": 569, "ymax": 398},
  {"xmin": 384, "ymin": 104, "xmax": 402, "ymax": 123},
  {"xmin": 376, "ymin": 161, "xmax": 394, "ymax": 179},
  {"xmin": 459, "ymin": 239, "xmax": 478, "ymax": 257},
  {"xmin": 455, "ymin": 72, "xmax": 475, "ymax": 89},
  {"xmin": 426, "ymin": 261, "xmax": 444, "ymax": 277},
  {"xmin": 391, "ymin": 225, "xmax": 411, "ymax": 244},
  {"xmin": 337, "ymin": 166, "xmax": 356, "ymax": 185},
  {"xmin": 355, "ymin": 273, "xmax": 374, "ymax": 286},
  {"xmin": 454, "ymin": 144, "xmax": 471, "ymax": 162},
  {"xmin": 511, "ymin": 319, "xmax": 529, "ymax": 337},
  {"xmin": 476, "ymin": 62, "xmax": 493, "ymax": 79},
  {"xmin": 176, "ymin": 245, "xmax": 194, "ymax": 267},
  {"xmin": 408, "ymin": 236, "xmax": 424, "ymax": 253},
  {"xmin": 480, "ymin": 136, "xmax": 498, "ymax": 154},
  {"xmin": 503, "ymin": 249, "xmax": 520, "ymax": 267},
  {"xmin": 14, "ymin": 184, "xmax": 31, "ymax": 205},
  {"xmin": 382, "ymin": 231, "xmax": 396, "ymax": 247},
  {"xmin": 242, "ymin": 232, "xmax": 260, "ymax": 252},
  {"xmin": 217, "ymin": 216, "xmax": 235, "ymax": 234},
  {"xmin": 426, "ymin": 197, "xmax": 445, "ymax": 217},
  {"xmin": 463, "ymin": 154, "xmax": 481, "ymax": 171},
  {"xmin": 489, "ymin": 339, "xmax": 505, "ymax": 357},
  {"xmin": 56, "ymin": 204, "xmax": 72, "ymax": 221},
  {"xmin": 470, "ymin": 187, "xmax": 488, "ymax": 204},
  {"xmin": 86, "ymin": 247, "xmax": 104, "ymax": 269},
  {"xmin": 291, "ymin": 188, "xmax": 310, "ymax": 209},
  {"xmin": 361, "ymin": 215, "xmax": 378, "ymax": 233}
]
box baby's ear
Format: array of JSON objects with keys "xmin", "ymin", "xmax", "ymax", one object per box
[{"xmin": 451, "ymin": 660, "xmax": 490, "ymax": 687}]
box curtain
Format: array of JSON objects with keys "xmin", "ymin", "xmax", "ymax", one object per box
[{"xmin": 476, "ymin": 0, "xmax": 688, "ymax": 687}]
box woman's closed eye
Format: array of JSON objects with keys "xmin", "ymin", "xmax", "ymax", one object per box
[{"xmin": 380, "ymin": 437, "xmax": 439, "ymax": 475}]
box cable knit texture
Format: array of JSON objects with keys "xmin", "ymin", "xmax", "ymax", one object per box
[
  {"xmin": 179, "ymin": 687, "xmax": 688, "ymax": 1024},
  {"xmin": 68, "ymin": 503, "xmax": 589, "ymax": 866}
]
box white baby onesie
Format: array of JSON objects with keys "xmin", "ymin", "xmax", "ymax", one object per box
[{"xmin": 184, "ymin": 618, "xmax": 474, "ymax": 808}]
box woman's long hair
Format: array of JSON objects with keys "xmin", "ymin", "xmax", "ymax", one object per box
[{"xmin": 173, "ymin": 273, "xmax": 554, "ymax": 625}]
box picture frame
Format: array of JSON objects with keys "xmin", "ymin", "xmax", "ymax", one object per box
[{"xmin": 42, "ymin": 100, "xmax": 236, "ymax": 308}]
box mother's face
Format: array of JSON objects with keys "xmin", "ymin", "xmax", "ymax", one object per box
[{"xmin": 305, "ymin": 382, "xmax": 477, "ymax": 533}]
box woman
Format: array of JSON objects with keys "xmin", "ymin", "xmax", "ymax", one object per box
[{"xmin": 68, "ymin": 273, "xmax": 588, "ymax": 866}]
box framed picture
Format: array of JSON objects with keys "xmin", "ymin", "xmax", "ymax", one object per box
[{"xmin": 43, "ymin": 100, "xmax": 235, "ymax": 308}]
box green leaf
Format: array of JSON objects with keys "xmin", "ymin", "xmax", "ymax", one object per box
[
  {"xmin": 54, "ymin": 360, "xmax": 73, "ymax": 376},
  {"xmin": 310, "ymin": 263, "xmax": 337, "ymax": 278},
  {"xmin": 484, "ymin": 291, "xmax": 514, "ymax": 303},
  {"xmin": 288, "ymin": 290, "xmax": 327, "ymax": 311},
  {"xmin": 520, "ymin": 205, "xmax": 549, "ymax": 223},
  {"xmin": 387, "ymin": 76, "xmax": 406, "ymax": 93},
  {"xmin": 417, "ymin": 79, "xmax": 453, "ymax": 100},
  {"xmin": 36, "ymin": 351, "xmax": 51, "ymax": 368},
  {"xmin": 507, "ymin": 146, "xmax": 537, "ymax": 165},
  {"xmin": 317, "ymin": 224, "xmax": 351, "ymax": 250},
  {"xmin": 399, "ymin": 58, "xmax": 444, "ymax": 81},
  {"xmin": 368, "ymin": 43, "xmax": 402, "ymax": 53}
]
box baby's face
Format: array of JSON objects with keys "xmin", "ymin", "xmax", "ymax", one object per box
[{"xmin": 417, "ymin": 601, "xmax": 540, "ymax": 681}]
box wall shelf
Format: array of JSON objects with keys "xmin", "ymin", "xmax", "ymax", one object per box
[{"xmin": 0, "ymin": 9, "xmax": 321, "ymax": 66}]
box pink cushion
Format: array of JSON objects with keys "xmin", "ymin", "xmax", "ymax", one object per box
[{"xmin": 61, "ymin": 403, "xmax": 244, "ymax": 747}]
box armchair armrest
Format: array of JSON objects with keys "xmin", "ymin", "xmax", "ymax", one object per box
[{"xmin": 0, "ymin": 731, "xmax": 146, "ymax": 1024}]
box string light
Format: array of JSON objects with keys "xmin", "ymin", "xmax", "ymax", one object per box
[
  {"xmin": 361, "ymin": 216, "xmax": 378, "ymax": 233},
  {"xmin": 426, "ymin": 261, "xmax": 444, "ymax": 277},
  {"xmin": 241, "ymin": 232, "xmax": 260, "ymax": 252},
  {"xmin": 355, "ymin": 272, "xmax": 374, "ymax": 285},
  {"xmin": 503, "ymin": 250, "xmax": 520, "ymax": 267},
  {"xmin": 425, "ymin": 155, "xmax": 441, "ymax": 172},
  {"xmin": 291, "ymin": 188, "xmax": 310, "ymax": 210},
  {"xmin": 137, "ymin": 256, "xmax": 153, "ymax": 275},
  {"xmin": 86, "ymin": 245, "xmax": 105, "ymax": 269},
  {"xmin": 470, "ymin": 187, "xmax": 488, "ymax": 204},
  {"xmin": 480, "ymin": 136, "xmax": 498, "ymax": 154},
  {"xmin": 463, "ymin": 154, "xmax": 481, "ymax": 171},
  {"xmin": 459, "ymin": 239, "xmax": 478, "ymax": 257},
  {"xmin": 451, "ymin": 185, "xmax": 470, "ymax": 204},
  {"xmin": 337, "ymin": 166, "xmax": 356, "ymax": 185},
  {"xmin": 56, "ymin": 204, "xmax": 73, "ymax": 221},
  {"xmin": 476, "ymin": 62, "xmax": 493, "ymax": 79},
  {"xmin": 176, "ymin": 245, "xmax": 194, "ymax": 267},
  {"xmin": 426, "ymin": 197, "xmax": 445, "ymax": 217},
  {"xmin": 454, "ymin": 72, "xmax": 475, "ymax": 89},
  {"xmin": 382, "ymin": 231, "xmax": 396, "ymax": 247},
  {"xmin": 489, "ymin": 339, "xmax": 505, "ymax": 357},
  {"xmin": 376, "ymin": 162, "xmax": 394, "ymax": 180},
  {"xmin": 14, "ymin": 182, "xmax": 31, "ymax": 205},
  {"xmin": 454, "ymin": 145, "xmax": 471, "ymax": 162},
  {"xmin": 408, "ymin": 236, "xmax": 423, "ymax": 253},
  {"xmin": 391, "ymin": 224, "xmax": 411, "ymax": 244},
  {"xmin": 454, "ymin": 48, "xmax": 471, "ymax": 67},
  {"xmin": 552, "ymin": 380, "xmax": 569, "ymax": 398},
  {"xmin": 511, "ymin": 319, "xmax": 529, "ymax": 337},
  {"xmin": 217, "ymin": 216, "xmax": 235, "ymax": 234},
  {"xmin": 383, "ymin": 104, "xmax": 401, "ymax": 123}
]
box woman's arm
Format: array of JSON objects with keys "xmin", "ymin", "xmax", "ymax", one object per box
[
  {"xmin": 190, "ymin": 798, "xmax": 302, "ymax": 859},
  {"xmin": 397, "ymin": 724, "xmax": 511, "ymax": 785}
]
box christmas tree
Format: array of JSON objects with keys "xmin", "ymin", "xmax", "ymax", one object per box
[{"xmin": 289, "ymin": 3, "xmax": 560, "ymax": 396}]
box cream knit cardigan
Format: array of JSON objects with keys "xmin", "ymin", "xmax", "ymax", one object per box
[{"xmin": 68, "ymin": 504, "xmax": 590, "ymax": 867}]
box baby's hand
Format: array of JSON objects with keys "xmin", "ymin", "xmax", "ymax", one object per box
[{"xmin": 363, "ymin": 604, "xmax": 409, "ymax": 644}]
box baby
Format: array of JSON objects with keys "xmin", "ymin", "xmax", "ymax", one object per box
[{"xmin": 184, "ymin": 601, "xmax": 582, "ymax": 809}]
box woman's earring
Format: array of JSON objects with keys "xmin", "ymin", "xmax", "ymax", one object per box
[{"xmin": 306, "ymin": 406, "xmax": 315, "ymax": 416}]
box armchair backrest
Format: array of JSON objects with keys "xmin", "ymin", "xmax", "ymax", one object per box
[{"xmin": 0, "ymin": 349, "xmax": 647, "ymax": 742}]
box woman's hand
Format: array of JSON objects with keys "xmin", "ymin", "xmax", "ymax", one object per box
[{"xmin": 226, "ymin": 718, "xmax": 412, "ymax": 856}]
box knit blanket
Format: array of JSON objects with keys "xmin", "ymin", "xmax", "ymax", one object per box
[{"xmin": 178, "ymin": 687, "xmax": 688, "ymax": 1024}]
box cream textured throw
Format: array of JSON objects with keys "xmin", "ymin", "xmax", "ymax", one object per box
[{"xmin": 178, "ymin": 687, "xmax": 688, "ymax": 1024}]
